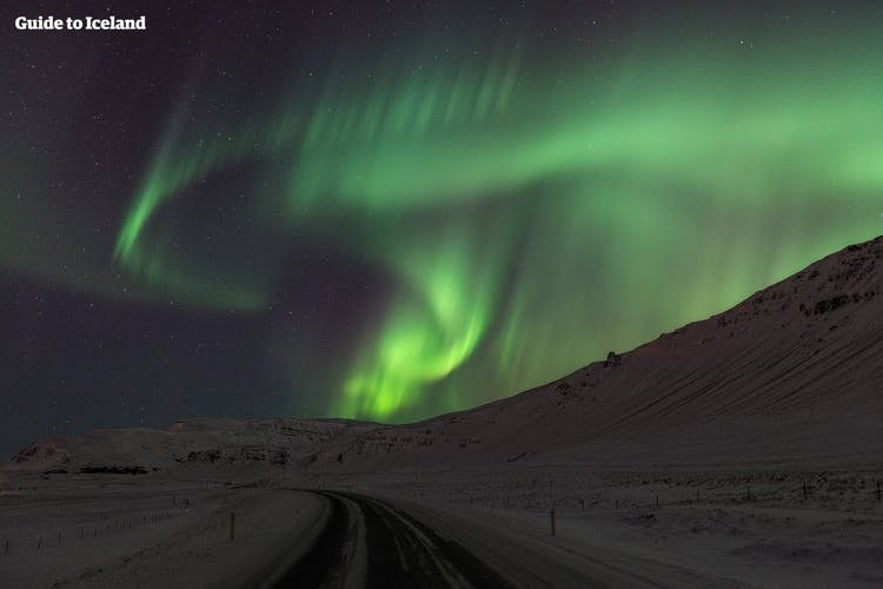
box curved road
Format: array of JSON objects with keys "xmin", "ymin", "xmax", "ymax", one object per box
[
  {"xmin": 270, "ymin": 491, "xmax": 512, "ymax": 588},
  {"xmin": 257, "ymin": 490, "xmax": 736, "ymax": 588}
]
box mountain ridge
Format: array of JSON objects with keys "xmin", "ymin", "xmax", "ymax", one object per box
[
  {"xmin": 7, "ymin": 236, "xmax": 883, "ymax": 473},
  {"xmin": 309, "ymin": 235, "xmax": 883, "ymax": 470}
]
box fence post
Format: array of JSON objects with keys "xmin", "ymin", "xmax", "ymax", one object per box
[
  {"xmin": 877, "ymin": 480, "xmax": 881, "ymax": 503},
  {"xmin": 803, "ymin": 480, "xmax": 808, "ymax": 500},
  {"xmin": 230, "ymin": 512, "xmax": 236, "ymax": 541},
  {"xmin": 549, "ymin": 509, "xmax": 556, "ymax": 537}
]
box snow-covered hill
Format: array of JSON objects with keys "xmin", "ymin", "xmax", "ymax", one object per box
[
  {"xmin": 7, "ymin": 236, "xmax": 883, "ymax": 475},
  {"xmin": 311, "ymin": 236, "xmax": 883, "ymax": 470}
]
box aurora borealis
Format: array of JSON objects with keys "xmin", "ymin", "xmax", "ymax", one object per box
[{"xmin": 3, "ymin": 1, "xmax": 883, "ymax": 454}]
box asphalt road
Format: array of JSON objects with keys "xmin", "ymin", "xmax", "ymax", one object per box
[
  {"xmin": 260, "ymin": 491, "xmax": 734, "ymax": 588},
  {"xmin": 267, "ymin": 491, "xmax": 512, "ymax": 588}
]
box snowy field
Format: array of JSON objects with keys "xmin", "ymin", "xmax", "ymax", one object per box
[
  {"xmin": 2, "ymin": 460, "xmax": 881, "ymax": 587},
  {"xmin": 339, "ymin": 464, "xmax": 883, "ymax": 587},
  {"xmin": 0, "ymin": 468, "xmax": 324, "ymax": 588}
]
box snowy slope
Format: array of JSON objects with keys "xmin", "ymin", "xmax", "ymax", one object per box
[
  {"xmin": 7, "ymin": 237, "xmax": 882, "ymax": 474},
  {"xmin": 312, "ymin": 236, "xmax": 883, "ymax": 470}
]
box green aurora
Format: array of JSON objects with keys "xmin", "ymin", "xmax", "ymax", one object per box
[{"xmin": 15, "ymin": 14, "xmax": 883, "ymax": 421}]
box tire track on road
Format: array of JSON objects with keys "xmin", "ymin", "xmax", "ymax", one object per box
[{"xmin": 269, "ymin": 490, "xmax": 512, "ymax": 588}]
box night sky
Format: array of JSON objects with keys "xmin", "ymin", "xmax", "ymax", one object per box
[{"xmin": 3, "ymin": 1, "xmax": 883, "ymax": 457}]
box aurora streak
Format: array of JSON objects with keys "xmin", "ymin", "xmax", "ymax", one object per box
[{"xmin": 8, "ymin": 5, "xmax": 883, "ymax": 424}]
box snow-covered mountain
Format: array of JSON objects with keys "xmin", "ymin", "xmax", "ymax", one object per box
[
  {"xmin": 8, "ymin": 236, "xmax": 883, "ymax": 475},
  {"xmin": 312, "ymin": 236, "xmax": 883, "ymax": 470}
]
